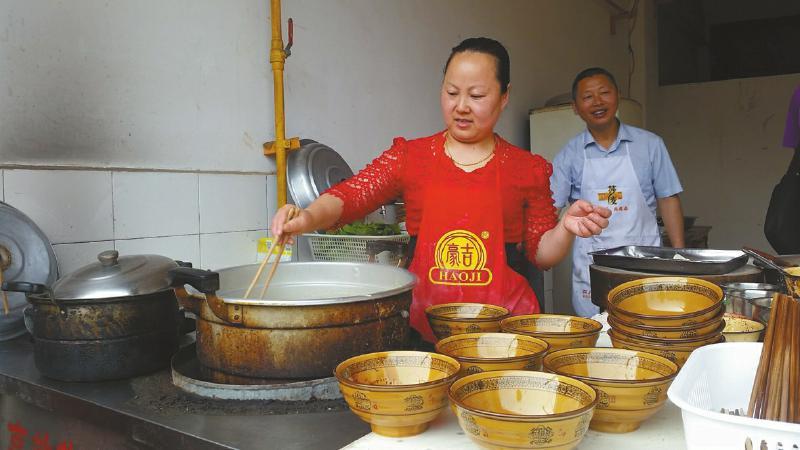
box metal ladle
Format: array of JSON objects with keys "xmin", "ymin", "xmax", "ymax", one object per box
[
  {"xmin": 742, "ymin": 247, "xmax": 795, "ymax": 273},
  {"xmin": 742, "ymin": 247, "xmax": 800, "ymax": 297}
]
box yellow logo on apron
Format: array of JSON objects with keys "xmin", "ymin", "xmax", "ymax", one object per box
[
  {"xmin": 597, "ymin": 185, "xmax": 623, "ymax": 205},
  {"xmin": 428, "ymin": 229, "xmax": 493, "ymax": 286}
]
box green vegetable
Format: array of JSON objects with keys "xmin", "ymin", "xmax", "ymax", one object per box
[{"xmin": 327, "ymin": 221, "xmax": 401, "ymax": 236}]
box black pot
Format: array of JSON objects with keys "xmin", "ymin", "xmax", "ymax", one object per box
[{"xmin": 2, "ymin": 250, "xmax": 185, "ymax": 382}]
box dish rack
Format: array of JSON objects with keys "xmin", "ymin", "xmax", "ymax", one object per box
[
  {"xmin": 667, "ymin": 342, "xmax": 800, "ymax": 450},
  {"xmin": 304, "ymin": 233, "xmax": 410, "ymax": 266}
]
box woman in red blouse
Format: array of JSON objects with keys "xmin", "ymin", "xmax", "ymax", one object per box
[{"xmin": 272, "ymin": 37, "xmax": 611, "ymax": 343}]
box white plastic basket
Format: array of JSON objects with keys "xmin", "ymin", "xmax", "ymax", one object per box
[
  {"xmin": 667, "ymin": 342, "xmax": 800, "ymax": 450},
  {"xmin": 304, "ymin": 233, "xmax": 410, "ymax": 266}
]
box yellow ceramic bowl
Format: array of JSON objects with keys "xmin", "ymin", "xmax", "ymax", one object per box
[
  {"xmin": 543, "ymin": 348, "xmax": 679, "ymax": 433},
  {"xmin": 449, "ymin": 370, "xmax": 597, "ymax": 450},
  {"xmin": 500, "ymin": 314, "xmax": 602, "ymax": 352},
  {"xmin": 610, "ymin": 320, "xmax": 725, "ymax": 346},
  {"xmin": 607, "ymin": 277, "xmax": 724, "ymax": 327},
  {"xmin": 785, "ymin": 267, "xmax": 800, "ymax": 298},
  {"xmin": 334, "ymin": 351, "xmax": 460, "ymax": 437},
  {"xmin": 722, "ymin": 314, "xmax": 765, "ymax": 342},
  {"xmin": 425, "ymin": 303, "xmax": 511, "ymax": 341},
  {"xmin": 435, "ymin": 332, "xmax": 550, "ymax": 377},
  {"xmin": 608, "ymin": 329, "xmax": 722, "ymax": 368},
  {"xmin": 607, "ymin": 309, "xmax": 724, "ymax": 339}
]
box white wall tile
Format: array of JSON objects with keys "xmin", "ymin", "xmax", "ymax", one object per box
[
  {"xmin": 114, "ymin": 235, "xmax": 200, "ymax": 268},
  {"xmin": 199, "ymin": 230, "xmax": 268, "ymax": 270},
  {"xmin": 113, "ymin": 172, "xmax": 199, "ymax": 239},
  {"xmin": 1, "ymin": 170, "xmax": 4, "ymax": 201},
  {"xmin": 4, "ymin": 170, "xmax": 113, "ymax": 244},
  {"xmin": 53, "ymin": 241, "xmax": 114, "ymax": 277},
  {"xmin": 199, "ymin": 174, "xmax": 267, "ymax": 233}
]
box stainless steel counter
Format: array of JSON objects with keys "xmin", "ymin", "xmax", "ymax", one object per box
[{"xmin": 0, "ymin": 335, "xmax": 369, "ymax": 450}]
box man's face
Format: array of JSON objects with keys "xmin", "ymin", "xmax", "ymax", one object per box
[{"xmin": 572, "ymin": 74, "xmax": 619, "ymax": 132}]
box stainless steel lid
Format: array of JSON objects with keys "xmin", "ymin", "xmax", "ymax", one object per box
[
  {"xmin": 52, "ymin": 250, "xmax": 177, "ymax": 300},
  {"xmin": 0, "ymin": 202, "xmax": 58, "ymax": 339},
  {"xmin": 287, "ymin": 140, "xmax": 354, "ymax": 209}
]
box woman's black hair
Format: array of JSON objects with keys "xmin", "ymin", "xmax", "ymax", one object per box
[
  {"xmin": 571, "ymin": 67, "xmax": 618, "ymax": 100},
  {"xmin": 443, "ymin": 37, "xmax": 510, "ymax": 94}
]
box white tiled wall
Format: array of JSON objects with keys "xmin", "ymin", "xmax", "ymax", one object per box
[
  {"xmin": 4, "ymin": 170, "xmax": 114, "ymax": 244},
  {"xmin": 115, "ymin": 235, "xmax": 201, "ymax": 266},
  {"xmin": 2, "ymin": 169, "xmax": 270, "ymax": 276},
  {"xmin": 200, "ymin": 230, "xmax": 269, "ymax": 270},
  {"xmin": 113, "ymin": 172, "xmax": 200, "ymax": 239},
  {"xmin": 53, "ymin": 241, "xmax": 115, "ymax": 277},
  {"xmin": 199, "ymin": 174, "xmax": 268, "ymax": 233}
]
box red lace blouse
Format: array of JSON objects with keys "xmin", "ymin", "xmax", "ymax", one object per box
[{"xmin": 325, "ymin": 132, "xmax": 558, "ymax": 267}]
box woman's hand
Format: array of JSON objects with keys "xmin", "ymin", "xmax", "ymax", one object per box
[
  {"xmin": 269, "ymin": 194, "xmax": 346, "ymax": 246},
  {"xmin": 561, "ymin": 200, "xmax": 612, "ymax": 237},
  {"xmin": 270, "ymin": 204, "xmax": 310, "ymax": 246}
]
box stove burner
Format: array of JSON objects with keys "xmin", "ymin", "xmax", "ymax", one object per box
[{"xmin": 171, "ymin": 344, "xmax": 343, "ymax": 401}]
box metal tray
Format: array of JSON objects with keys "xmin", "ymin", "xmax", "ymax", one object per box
[{"xmin": 589, "ymin": 246, "xmax": 748, "ymax": 275}]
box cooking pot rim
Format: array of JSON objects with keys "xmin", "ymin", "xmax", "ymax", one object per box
[
  {"xmin": 187, "ymin": 261, "xmax": 417, "ymax": 307},
  {"xmin": 25, "ymin": 286, "xmax": 177, "ymax": 305}
]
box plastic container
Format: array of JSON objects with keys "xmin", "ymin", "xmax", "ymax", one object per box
[{"xmin": 667, "ymin": 342, "xmax": 800, "ymax": 450}]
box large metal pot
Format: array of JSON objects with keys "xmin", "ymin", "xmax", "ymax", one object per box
[
  {"xmin": 171, "ymin": 262, "xmax": 415, "ymax": 379},
  {"xmin": 2, "ymin": 250, "xmax": 182, "ymax": 382}
]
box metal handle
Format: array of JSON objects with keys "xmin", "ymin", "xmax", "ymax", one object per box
[
  {"xmin": 284, "ymin": 17, "xmax": 293, "ymax": 57},
  {"xmin": 2, "ymin": 281, "xmax": 64, "ymax": 313},
  {"xmin": 2, "ymin": 281, "xmax": 47, "ymax": 295},
  {"xmin": 742, "ymin": 246, "xmax": 794, "ymax": 268},
  {"xmin": 98, "ymin": 249, "xmax": 119, "ymax": 266},
  {"xmin": 169, "ymin": 267, "xmax": 241, "ymax": 325},
  {"xmin": 742, "ymin": 248, "xmax": 788, "ymax": 273}
]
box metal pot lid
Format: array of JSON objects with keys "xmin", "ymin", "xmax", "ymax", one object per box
[
  {"xmin": 52, "ymin": 250, "xmax": 177, "ymax": 300},
  {"xmin": 0, "ymin": 202, "xmax": 58, "ymax": 339},
  {"xmin": 287, "ymin": 140, "xmax": 354, "ymax": 209}
]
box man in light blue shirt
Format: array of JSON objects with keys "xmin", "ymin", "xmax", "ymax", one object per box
[{"xmin": 550, "ymin": 67, "xmax": 685, "ymax": 317}]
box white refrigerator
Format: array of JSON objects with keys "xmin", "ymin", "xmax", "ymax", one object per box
[{"xmin": 529, "ymin": 98, "xmax": 643, "ymax": 314}]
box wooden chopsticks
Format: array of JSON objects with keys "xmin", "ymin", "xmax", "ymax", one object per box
[
  {"xmin": 748, "ymin": 293, "xmax": 800, "ymax": 423},
  {"xmin": 244, "ymin": 206, "xmax": 300, "ymax": 300},
  {"xmin": 0, "ymin": 269, "xmax": 9, "ymax": 315}
]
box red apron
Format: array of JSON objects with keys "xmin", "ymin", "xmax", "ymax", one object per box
[{"xmin": 409, "ymin": 142, "xmax": 540, "ymax": 342}]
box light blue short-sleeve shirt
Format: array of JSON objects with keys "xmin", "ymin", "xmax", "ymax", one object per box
[{"xmin": 550, "ymin": 122, "xmax": 683, "ymax": 215}]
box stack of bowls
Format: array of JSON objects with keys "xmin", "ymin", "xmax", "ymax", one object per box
[
  {"xmin": 434, "ymin": 332, "xmax": 549, "ymax": 377},
  {"xmin": 606, "ymin": 277, "xmax": 724, "ymax": 367},
  {"xmin": 425, "ymin": 303, "xmax": 510, "ymax": 341},
  {"xmin": 499, "ymin": 314, "xmax": 603, "ymax": 352},
  {"xmin": 543, "ymin": 348, "xmax": 679, "ymax": 433},
  {"xmin": 334, "ymin": 351, "xmax": 460, "ymax": 437},
  {"xmin": 449, "ymin": 370, "xmax": 597, "ymax": 449}
]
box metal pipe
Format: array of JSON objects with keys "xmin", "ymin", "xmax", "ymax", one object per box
[{"xmin": 270, "ymin": 0, "xmax": 288, "ymax": 207}]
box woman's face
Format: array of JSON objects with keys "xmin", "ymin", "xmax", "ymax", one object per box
[{"xmin": 441, "ymin": 51, "xmax": 509, "ymax": 145}]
